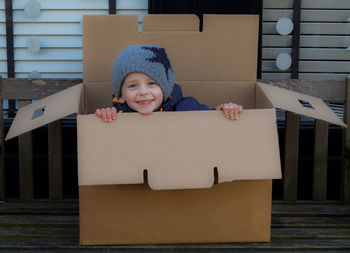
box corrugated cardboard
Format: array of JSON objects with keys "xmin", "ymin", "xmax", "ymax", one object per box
[
  {"xmin": 6, "ymin": 14, "xmax": 345, "ymax": 245},
  {"xmin": 5, "ymin": 84, "xmax": 84, "ymax": 140},
  {"xmin": 77, "ymin": 110, "xmax": 281, "ymax": 189},
  {"xmin": 79, "ymin": 180, "xmax": 272, "ymax": 244}
]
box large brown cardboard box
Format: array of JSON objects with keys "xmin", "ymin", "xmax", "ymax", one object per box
[{"xmin": 6, "ymin": 15, "xmax": 345, "ymax": 245}]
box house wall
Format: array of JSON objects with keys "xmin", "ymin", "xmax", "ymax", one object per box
[
  {"xmin": 263, "ymin": 0, "xmax": 350, "ymax": 80},
  {"xmin": 1, "ymin": 0, "xmax": 349, "ymax": 80},
  {"xmin": 0, "ymin": 0, "xmax": 148, "ymax": 78}
]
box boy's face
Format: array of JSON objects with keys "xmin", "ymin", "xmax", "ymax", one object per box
[{"xmin": 119, "ymin": 72, "xmax": 164, "ymax": 115}]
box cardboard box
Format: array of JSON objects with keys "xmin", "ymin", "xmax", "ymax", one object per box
[{"xmin": 6, "ymin": 15, "xmax": 345, "ymax": 245}]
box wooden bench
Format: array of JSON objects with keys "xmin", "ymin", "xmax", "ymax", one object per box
[
  {"xmin": 0, "ymin": 77, "xmax": 349, "ymax": 252},
  {"xmin": 1, "ymin": 77, "xmax": 349, "ymax": 203}
]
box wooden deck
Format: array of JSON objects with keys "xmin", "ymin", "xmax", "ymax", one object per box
[{"xmin": 0, "ymin": 201, "xmax": 349, "ymax": 252}]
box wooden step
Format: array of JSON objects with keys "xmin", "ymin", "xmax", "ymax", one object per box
[{"xmin": 0, "ymin": 201, "xmax": 349, "ymax": 252}]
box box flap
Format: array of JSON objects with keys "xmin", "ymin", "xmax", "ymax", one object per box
[
  {"xmin": 143, "ymin": 14, "xmax": 199, "ymax": 31},
  {"xmin": 257, "ymin": 82, "xmax": 346, "ymax": 127},
  {"xmin": 78, "ymin": 110, "xmax": 282, "ymax": 190},
  {"xmin": 5, "ymin": 84, "xmax": 84, "ymax": 141},
  {"xmin": 83, "ymin": 14, "xmax": 259, "ymax": 85}
]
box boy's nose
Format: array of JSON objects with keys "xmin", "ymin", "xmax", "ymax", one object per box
[{"xmin": 139, "ymin": 85, "xmax": 149, "ymax": 95}]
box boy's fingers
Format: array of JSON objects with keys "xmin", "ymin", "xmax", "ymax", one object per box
[
  {"xmin": 216, "ymin": 104, "xmax": 224, "ymax": 110},
  {"xmin": 224, "ymin": 103, "xmax": 230, "ymax": 119},
  {"xmin": 106, "ymin": 108, "xmax": 112, "ymax": 122},
  {"xmin": 96, "ymin": 107, "xmax": 119, "ymax": 122},
  {"xmin": 225, "ymin": 103, "xmax": 234, "ymax": 120},
  {"xmin": 234, "ymin": 107, "xmax": 239, "ymax": 120},
  {"xmin": 231, "ymin": 103, "xmax": 243, "ymax": 120},
  {"xmin": 95, "ymin": 109, "xmax": 102, "ymax": 118},
  {"xmin": 232, "ymin": 104, "xmax": 238, "ymax": 120},
  {"xmin": 228, "ymin": 103, "xmax": 235, "ymax": 120},
  {"xmin": 101, "ymin": 108, "xmax": 107, "ymax": 122},
  {"xmin": 219, "ymin": 103, "xmax": 243, "ymax": 120},
  {"xmin": 112, "ymin": 107, "xmax": 117, "ymax": 120}
]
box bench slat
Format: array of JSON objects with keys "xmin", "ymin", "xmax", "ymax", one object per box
[
  {"xmin": 48, "ymin": 120, "xmax": 63, "ymax": 200},
  {"xmin": 0, "ymin": 77, "xmax": 4, "ymax": 200},
  {"xmin": 284, "ymin": 112, "xmax": 299, "ymax": 201},
  {"xmin": 18, "ymin": 100, "xmax": 33, "ymax": 201},
  {"xmin": 1, "ymin": 79, "xmax": 346, "ymax": 102},
  {"xmin": 1, "ymin": 79, "xmax": 82, "ymax": 100},
  {"xmin": 260, "ymin": 79, "xmax": 346, "ymax": 102},
  {"xmin": 313, "ymin": 120, "xmax": 329, "ymax": 201},
  {"xmin": 344, "ymin": 77, "xmax": 350, "ymax": 204}
]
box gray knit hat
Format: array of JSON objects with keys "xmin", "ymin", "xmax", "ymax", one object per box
[{"xmin": 111, "ymin": 44, "xmax": 175, "ymax": 101}]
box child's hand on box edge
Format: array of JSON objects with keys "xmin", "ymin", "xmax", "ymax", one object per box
[
  {"xmin": 95, "ymin": 107, "xmax": 122, "ymax": 122},
  {"xmin": 216, "ymin": 103, "xmax": 243, "ymax": 120}
]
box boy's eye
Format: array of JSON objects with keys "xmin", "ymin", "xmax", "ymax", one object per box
[
  {"xmin": 148, "ymin": 81, "xmax": 157, "ymax": 86},
  {"xmin": 127, "ymin": 84, "xmax": 137, "ymax": 88}
]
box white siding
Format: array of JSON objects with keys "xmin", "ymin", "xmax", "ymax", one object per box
[
  {"xmin": 262, "ymin": 0, "xmax": 350, "ymax": 80},
  {"xmin": 0, "ymin": 0, "xmax": 148, "ymax": 78},
  {"xmin": 2, "ymin": 0, "xmax": 350, "ymax": 80},
  {"xmin": 0, "ymin": 0, "xmax": 5, "ymax": 77}
]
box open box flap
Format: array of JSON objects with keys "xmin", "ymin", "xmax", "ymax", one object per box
[
  {"xmin": 257, "ymin": 82, "xmax": 346, "ymax": 127},
  {"xmin": 5, "ymin": 84, "xmax": 84, "ymax": 141},
  {"xmin": 142, "ymin": 14, "xmax": 199, "ymax": 31},
  {"xmin": 78, "ymin": 110, "xmax": 282, "ymax": 190},
  {"xmin": 83, "ymin": 14, "xmax": 259, "ymax": 86}
]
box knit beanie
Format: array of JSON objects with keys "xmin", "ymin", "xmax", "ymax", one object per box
[{"xmin": 111, "ymin": 45, "xmax": 176, "ymax": 101}]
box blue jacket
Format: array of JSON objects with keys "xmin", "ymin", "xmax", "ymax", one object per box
[{"xmin": 113, "ymin": 84, "xmax": 209, "ymax": 112}]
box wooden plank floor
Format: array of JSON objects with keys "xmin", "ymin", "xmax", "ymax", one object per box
[{"xmin": 0, "ymin": 201, "xmax": 349, "ymax": 252}]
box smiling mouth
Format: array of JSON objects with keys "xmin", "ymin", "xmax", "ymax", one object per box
[{"xmin": 136, "ymin": 99, "xmax": 154, "ymax": 105}]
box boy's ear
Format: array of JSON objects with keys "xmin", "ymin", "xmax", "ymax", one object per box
[{"xmin": 118, "ymin": 96, "xmax": 126, "ymax": 103}]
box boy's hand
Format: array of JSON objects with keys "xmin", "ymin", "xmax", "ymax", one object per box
[
  {"xmin": 216, "ymin": 103, "xmax": 243, "ymax": 120},
  {"xmin": 95, "ymin": 107, "xmax": 121, "ymax": 122}
]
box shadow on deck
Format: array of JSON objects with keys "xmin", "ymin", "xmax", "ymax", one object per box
[{"xmin": 0, "ymin": 201, "xmax": 349, "ymax": 252}]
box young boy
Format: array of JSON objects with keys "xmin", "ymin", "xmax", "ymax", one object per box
[{"xmin": 96, "ymin": 44, "xmax": 243, "ymax": 121}]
